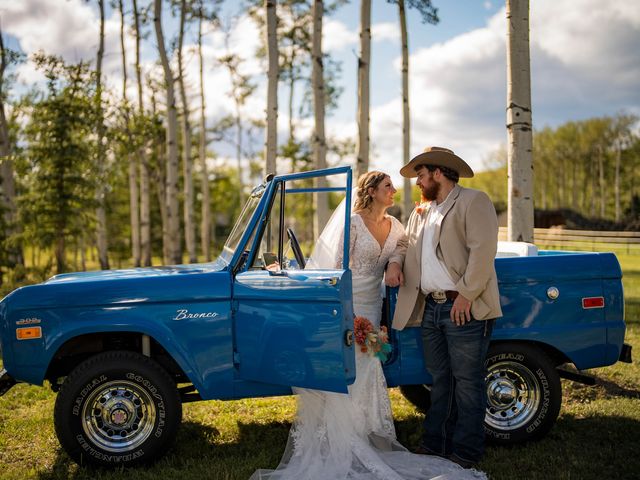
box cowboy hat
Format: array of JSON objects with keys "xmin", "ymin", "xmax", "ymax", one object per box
[{"xmin": 400, "ymin": 146, "xmax": 474, "ymax": 178}]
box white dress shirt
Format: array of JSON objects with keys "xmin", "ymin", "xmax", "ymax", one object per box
[{"xmin": 421, "ymin": 193, "xmax": 456, "ymax": 294}]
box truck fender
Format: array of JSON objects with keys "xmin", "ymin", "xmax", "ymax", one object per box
[{"xmin": 44, "ymin": 323, "xmax": 206, "ymax": 394}]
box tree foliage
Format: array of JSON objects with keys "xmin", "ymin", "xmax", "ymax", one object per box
[
  {"xmin": 18, "ymin": 54, "xmax": 98, "ymax": 273},
  {"xmin": 462, "ymin": 113, "xmax": 640, "ymax": 227},
  {"xmin": 386, "ymin": 0, "xmax": 439, "ymax": 24},
  {"xmin": 1, "ymin": 0, "xmax": 638, "ymax": 291}
]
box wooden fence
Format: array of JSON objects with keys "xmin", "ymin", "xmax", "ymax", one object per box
[{"xmin": 498, "ymin": 227, "xmax": 640, "ymax": 254}]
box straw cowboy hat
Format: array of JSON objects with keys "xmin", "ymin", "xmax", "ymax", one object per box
[{"xmin": 400, "ymin": 146, "xmax": 474, "ymax": 178}]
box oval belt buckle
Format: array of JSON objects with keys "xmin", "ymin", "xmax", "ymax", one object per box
[{"xmin": 432, "ymin": 291, "xmax": 447, "ymax": 304}]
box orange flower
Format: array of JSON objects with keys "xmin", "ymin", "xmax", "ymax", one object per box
[{"xmin": 353, "ymin": 316, "xmax": 392, "ymax": 362}]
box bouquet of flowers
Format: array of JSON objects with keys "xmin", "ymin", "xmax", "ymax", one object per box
[{"xmin": 353, "ymin": 316, "xmax": 392, "ymax": 362}]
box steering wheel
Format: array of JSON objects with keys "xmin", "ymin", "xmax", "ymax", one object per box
[{"xmin": 286, "ymin": 227, "xmax": 306, "ymax": 269}]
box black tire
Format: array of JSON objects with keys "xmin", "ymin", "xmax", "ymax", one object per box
[
  {"xmin": 484, "ymin": 343, "xmax": 561, "ymax": 444},
  {"xmin": 399, "ymin": 343, "xmax": 562, "ymax": 445},
  {"xmin": 54, "ymin": 350, "xmax": 182, "ymax": 467}
]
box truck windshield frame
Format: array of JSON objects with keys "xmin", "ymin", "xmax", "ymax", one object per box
[
  {"xmin": 219, "ymin": 167, "xmax": 353, "ymax": 271},
  {"xmin": 219, "ymin": 183, "xmax": 267, "ymax": 265}
]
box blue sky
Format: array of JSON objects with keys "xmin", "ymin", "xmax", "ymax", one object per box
[{"xmin": 1, "ymin": 0, "xmax": 639, "ymax": 185}]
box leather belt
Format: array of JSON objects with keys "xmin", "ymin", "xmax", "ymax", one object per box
[{"xmin": 428, "ymin": 290, "xmax": 459, "ymax": 304}]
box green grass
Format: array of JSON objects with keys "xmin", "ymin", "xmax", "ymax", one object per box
[{"xmin": 1, "ymin": 256, "xmax": 640, "ymax": 479}]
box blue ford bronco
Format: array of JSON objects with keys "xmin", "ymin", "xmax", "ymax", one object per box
[{"xmin": 0, "ymin": 167, "xmax": 632, "ymax": 467}]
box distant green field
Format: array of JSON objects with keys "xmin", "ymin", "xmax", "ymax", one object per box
[{"xmin": 1, "ymin": 252, "xmax": 639, "ymax": 479}]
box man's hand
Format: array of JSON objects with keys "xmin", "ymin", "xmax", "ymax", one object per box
[
  {"xmin": 451, "ymin": 294, "xmax": 472, "ymax": 326},
  {"xmin": 385, "ymin": 262, "xmax": 404, "ymax": 287}
]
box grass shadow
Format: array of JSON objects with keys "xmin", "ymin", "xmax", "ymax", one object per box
[
  {"xmin": 483, "ymin": 414, "xmax": 640, "ymax": 479},
  {"xmin": 28, "ymin": 405, "xmax": 640, "ymax": 480},
  {"xmin": 35, "ymin": 420, "xmax": 292, "ymax": 480},
  {"xmin": 594, "ymin": 376, "xmax": 640, "ymax": 399}
]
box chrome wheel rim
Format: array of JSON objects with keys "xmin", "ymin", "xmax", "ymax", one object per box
[
  {"xmin": 485, "ymin": 360, "xmax": 541, "ymax": 431},
  {"xmin": 81, "ymin": 380, "xmax": 156, "ymax": 452}
]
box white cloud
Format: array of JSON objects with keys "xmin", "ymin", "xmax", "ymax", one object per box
[
  {"xmin": 372, "ymin": 22, "xmax": 399, "ymax": 43},
  {"xmin": 2, "ymin": 0, "xmax": 98, "ymax": 61},
  {"xmin": 3, "ymin": 0, "xmax": 639, "ymax": 183},
  {"xmin": 358, "ymin": 0, "xmax": 640, "ymax": 176},
  {"xmin": 323, "ymin": 19, "xmax": 358, "ymax": 52},
  {"xmin": 322, "ymin": 20, "xmax": 399, "ymax": 53}
]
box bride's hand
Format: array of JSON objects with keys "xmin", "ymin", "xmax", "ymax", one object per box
[{"xmin": 385, "ymin": 262, "xmax": 404, "ymax": 287}]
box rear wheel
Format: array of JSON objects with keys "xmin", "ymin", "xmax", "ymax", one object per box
[
  {"xmin": 54, "ymin": 350, "xmax": 182, "ymax": 467},
  {"xmin": 398, "ymin": 343, "xmax": 562, "ymax": 445},
  {"xmin": 484, "ymin": 343, "xmax": 561, "ymax": 444}
]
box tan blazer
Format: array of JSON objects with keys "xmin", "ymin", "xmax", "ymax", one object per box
[{"xmin": 390, "ymin": 184, "xmax": 502, "ymax": 330}]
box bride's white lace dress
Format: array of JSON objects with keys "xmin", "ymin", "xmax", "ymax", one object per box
[{"xmin": 250, "ymin": 214, "xmax": 486, "ymax": 480}]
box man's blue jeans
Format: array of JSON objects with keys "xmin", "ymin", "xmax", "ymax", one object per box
[{"xmin": 420, "ymin": 296, "xmax": 493, "ymax": 463}]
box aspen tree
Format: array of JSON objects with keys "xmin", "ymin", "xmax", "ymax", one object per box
[
  {"xmin": 178, "ymin": 0, "xmax": 196, "ymax": 263},
  {"xmin": 154, "ymin": 0, "xmax": 182, "ymax": 264},
  {"xmin": 356, "ymin": 0, "xmax": 371, "ymax": 178},
  {"xmin": 506, "ymin": 0, "xmax": 534, "ymax": 242},
  {"xmin": 312, "ymin": 0, "xmax": 329, "ymax": 234},
  {"xmin": 265, "ymin": 0, "xmax": 278, "ymax": 177},
  {"xmin": 96, "ymin": 0, "xmax": 110, "ymax": 268}
]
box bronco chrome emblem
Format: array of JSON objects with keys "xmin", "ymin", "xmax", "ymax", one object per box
[
  {"xmin": 16, "ymin": 317, "xmax": 42, "ymax": 325},
  {"xmin": 172, "ymin": 309, "xmax": 220, "ymax": 321}
]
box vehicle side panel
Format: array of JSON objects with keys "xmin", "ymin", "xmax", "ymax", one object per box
[
  {"xmin": 2, "ymin": 271, "xmax": 235, "ymax": 398},
  {"xmin": 383, "ymin": 251, "xmax": 624, "ymax": 386}
]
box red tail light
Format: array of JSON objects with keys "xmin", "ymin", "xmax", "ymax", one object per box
[{"xmin": 582, "ymin": 297, "xmax": 604, "ymax": 309}]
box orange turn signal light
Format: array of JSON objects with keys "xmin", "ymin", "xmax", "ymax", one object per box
[{"xmin": 16, "ymin": 326, "xmax": 42, "ymax": 340}]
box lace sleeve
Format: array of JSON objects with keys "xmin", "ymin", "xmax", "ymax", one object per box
[{"xmin": 334, "ymin": 217, "xmax": 357, "ymax": 269}]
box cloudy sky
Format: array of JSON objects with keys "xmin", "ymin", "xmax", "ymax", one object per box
[{"xmin": 1, "ymin": 0, "xmax": 639, "ymax": 184}]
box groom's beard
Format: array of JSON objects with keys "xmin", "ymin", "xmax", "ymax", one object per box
[{"xmin": 421, "ymin": 182, "xmax": 440, "ymax": 202}]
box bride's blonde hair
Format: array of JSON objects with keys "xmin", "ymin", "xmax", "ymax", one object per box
[{"xmin": 354, "ymin": 171, "xmax": 388, "ymax": 212}]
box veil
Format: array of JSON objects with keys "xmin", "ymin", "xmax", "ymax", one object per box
[{"xmin": 305, "ymin": 188, "xmax": 357, "ymax": 270}]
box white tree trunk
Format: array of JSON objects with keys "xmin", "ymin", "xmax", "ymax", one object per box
[
  {"xmin": 151, "ymin": 87, "xmax": 169, "ymax": 262},
  {"xmin": 133, "ymin": 0, "xmax": 151, "ymax": 266},
  {"xmin": 356, "ymin": 0, "xmax": 371, "ymax": 178},
  {"xmin": 598, "ymin": 147, "xmax": 605, "ymax": 218},
  {"xmin": 178, "ymin": 0, "xmax": 196, "ymax": 263},
  {"xmin": 236, "ymin": 113, "xmax": 243, "ymax": 204},
  {"xmin": 265, "ymin": 0, "xmax": 278, "ymax": 176},
  {"xmin": 154, "ymin": 0, "xmax": 181, "ymax": 264},
  {"xmin": 312, "ymin": 0, "xmax": 329, "ymax": 235},
  {"xmin": 139, "ymin": 158, "xmax": 151, "ymax": 265},
  {"xmin": 398, "ymin": 0, "xmax": 412, "ymax": 223},
  {"xmin": 287, "ymin": 52, "xmax": 296, "ymax": 143},
  {"xmin": 506, "ymin": 0, "xmax": 534, "ymax": 242},
  {"xmin": 198, "ymin": 13, "xmax": 211, "ymax": 261},
  {"xmin": 615, "ymin": 144, "xmax": 621, "ymax": 222},
  {"xmin": 96, "ymin": 0, "xmax": 110, "ymax": 269},
  {"xmin": 120, "ymin": 0, "xmax": 141, "ymax": 267}
]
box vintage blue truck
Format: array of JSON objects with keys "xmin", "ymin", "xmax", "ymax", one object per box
[{"xmin": 0, "ymin": 166, "xmax": 632, "ymax": 467}]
